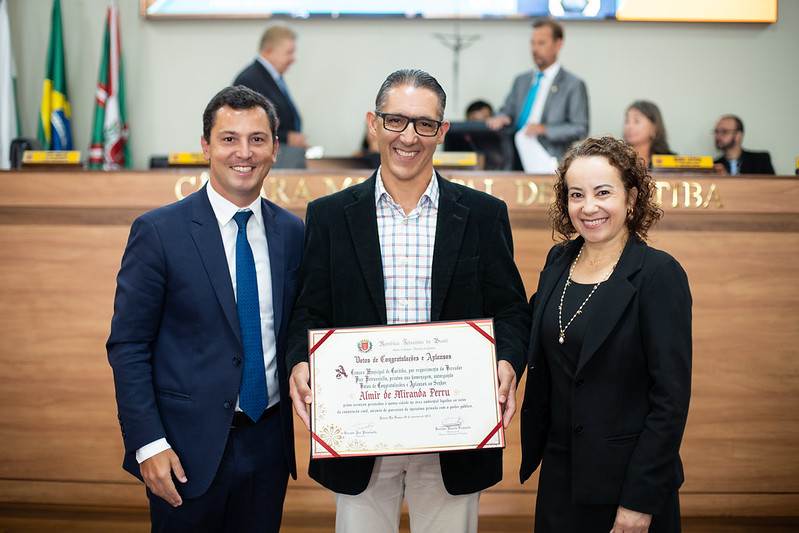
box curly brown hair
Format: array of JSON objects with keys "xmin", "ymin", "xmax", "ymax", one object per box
[{"xmin": 550, "ymin": 136, "xmax": 663, "ymax": 243}]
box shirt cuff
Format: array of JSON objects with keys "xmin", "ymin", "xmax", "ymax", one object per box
[{"xmin": 135, "ymin": 438, "xmax": 171, "ymax": 464}]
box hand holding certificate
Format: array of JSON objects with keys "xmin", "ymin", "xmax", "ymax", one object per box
[{"xmin": 308, "ymin": 319, "xmax": 504, "ymax": 459}]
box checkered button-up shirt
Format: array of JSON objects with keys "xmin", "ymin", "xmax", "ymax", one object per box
[{"xmin": 375, "ymin": 170, "xmax": 439, "ymax": 325}]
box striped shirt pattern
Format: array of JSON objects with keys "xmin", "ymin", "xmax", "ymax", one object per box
[{"xmin": 375, "ymin": 171, "xmax": 439, "ymax": 326}]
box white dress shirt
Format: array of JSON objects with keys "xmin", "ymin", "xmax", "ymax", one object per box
[{"xmin": 527, "ymin": 62, "xmax": 561, "ymax": 126}]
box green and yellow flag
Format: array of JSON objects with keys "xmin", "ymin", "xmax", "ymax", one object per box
[{"xmin": 37, "ymin": 0, "xmax": 72, "ymax": 150}]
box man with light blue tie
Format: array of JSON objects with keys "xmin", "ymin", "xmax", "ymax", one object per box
[
  {"xmin": 487, "ymin": 19, "xmax": 589, "ymax": 167},
  {"xmin": 234, "ymin": 24, "xmax": 308, "ymax": 150},
  {"xmin": 108, "ymin": 85, "xmax": 304, "ymax": 532}
]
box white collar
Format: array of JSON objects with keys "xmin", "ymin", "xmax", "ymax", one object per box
[{"xmin": 206, "ymin": 181, "xmax": 263, "ymax": 227}]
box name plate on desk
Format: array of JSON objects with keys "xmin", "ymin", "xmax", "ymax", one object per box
[
  {"xmin": 308, "ymin": 319, "xmax": 504, "ymax": 459},
  {"xmin": 167, "ymin": 152, "xmax": 208, "ymax": 166},
  {"xmin": 652, "ymin": 154, "xmax": 714, "ymax": 171},
  {"xmin": 22, "ymin": 150, "xmax": 81, "ymax": 166},
  {"xmin": 433, "ymin": 151, "xmax": 479, "ymax": 167}
]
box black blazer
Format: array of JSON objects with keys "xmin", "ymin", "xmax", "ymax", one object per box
[
  {"xmin": 714, "ymin": 149, "xmax": 775, "ymax": 175},
  {"xmin": 233, "ymin": 60, "xmax": 301, "ymax": 143},
  {"xmin": 520, "ymin": 236, "xmax": 691, "ymax": 516},
  {"xmin": 287, "ymin": 172, "xmax": 531, "ymax": 495},
  {"xmin": 107, "ymin": 186, "xmax": 303, "ymax": 498}
]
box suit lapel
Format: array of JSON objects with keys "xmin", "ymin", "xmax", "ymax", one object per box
[
  {"xmin": 575, "ymin": 237, "xmax": 646, "ymax": 374},
  {"xmin": 430, "ymin": 175, "xmax": 469, "ymax": 321},
  {"xmin": 262, "ymin": 198, "xmax": 285, "ymax": 335},
  {"xmin": 344, "ymin": 175, "xmax": 387, "ymax": 324},
  {"xmin": 190, "ymin": 186, "xmax": 240, "ymax": 343},
  {"xmin": 532, "ymin": 241, "xmax": 577, "ymax": 363},
  {"xmin": 540, "ymin": 69, "xmax": 564, "ymax": 123}
]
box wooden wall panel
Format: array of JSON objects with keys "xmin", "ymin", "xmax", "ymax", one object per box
[{"xmin": 0, "ymin": 170, "xmax": 797, "ymax": 517}]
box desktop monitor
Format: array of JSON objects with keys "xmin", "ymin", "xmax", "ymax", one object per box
[{"xmin": 443, "ymin": 122, "xmax": 511, "ymax": 171}]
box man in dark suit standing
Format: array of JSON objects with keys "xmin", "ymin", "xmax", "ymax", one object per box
[
  {"xmin": 233, "ymin": 24, "xmax": 307, "ymax": 150},
  {"xmin": 487, "ymin": 19, "xmax": 589, "ymax": 169},
  {"xmin": 713, "ymin": 115, "xmax": 775, "ymax": 175},
  {"xmin": 107, "ymin": 85, "xmax": 303, "ymax": 532},
  {"xmin": 286, "ymin": 69, "xmax": 530, "ymax": 533}
]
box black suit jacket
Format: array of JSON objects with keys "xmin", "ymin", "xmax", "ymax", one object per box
[
  {"xmin": 233, "ymin": 60, "xmax": 301, "ymax": 143},
  {"xmin": 714, "ymin": 149, "xmax": 775, "ymax": 174},
  {"xmin": 286, "ymin": 172, "xmax": 531, "ymax": 495},
  {"xmin": 107, "ymin": 185, "xmax": 303, "ymax": 498},
  {"xmin": 520, "ymin": 236, "xmax": 692, "ymax": 516}
]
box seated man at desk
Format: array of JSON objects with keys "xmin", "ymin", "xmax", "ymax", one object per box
[
  {"xmin": 465, "ymin": 100, "xmax": 493, "ymax": 122},
  {"xmin": 713, "ymin": 115, "xmax": 775, "ymax": 175}
]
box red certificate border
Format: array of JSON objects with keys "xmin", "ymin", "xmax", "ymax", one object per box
[{"xmin": 308, "ymin": 319, "xmax": 504, "ymax": 459}]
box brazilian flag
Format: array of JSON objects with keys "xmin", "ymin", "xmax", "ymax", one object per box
[{"xmin": 37, "ymin": 0, "xmax": 72, "ymax": 150}]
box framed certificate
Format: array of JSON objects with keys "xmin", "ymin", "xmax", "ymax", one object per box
[{"xmin": 308, "ymin": 319, "xmax": 504, "ymax": 459}]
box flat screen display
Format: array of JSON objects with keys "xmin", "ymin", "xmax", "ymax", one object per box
[{"xmin": 141, "ymin": 0, "xmax": 777, "ymax": 22}]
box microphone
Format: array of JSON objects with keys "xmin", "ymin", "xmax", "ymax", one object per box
[{"xmin": 463, "ymin": 134, "xmax": 480, "ymax": 153}]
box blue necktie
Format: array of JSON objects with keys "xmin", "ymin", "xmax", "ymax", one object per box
[
  {"xmin": 277, "ymin": 76, "xmax": 301, "ymax": 132},
  {"xmin": 233, "ymin": 210, "xmax": 268, "ymax": 422},
  {"xmin": 516, "ymin": 72, "xmax": 544, "ymax": 130}
]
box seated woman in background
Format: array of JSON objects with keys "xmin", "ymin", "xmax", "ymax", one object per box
[{"xmin": 623, "ymin": 100, "xmax": 673, "ymax": 167}]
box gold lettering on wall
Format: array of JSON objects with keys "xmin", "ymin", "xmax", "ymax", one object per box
[
  {"xmin": 265, "ymin": 178, "xmax": 291, "ymax": 204},
  {"xmin": 174, "ymin": 172, "xmax": 208, "ymax": 200},
  {"xmin": 322, "ymin": 176, "xmax": 368, "ymax": 195},
  {"xmin": 448, "ymin": 178, "xmax": 474, "ymax": 189},
  {"xmin": 289, "ymin": 178, "xmax": 313, "ymax": 204},
  {"xmin": 654, "ymin": 181, "xmax": 723, "ymax": 209},
  {"xmin": 684, "ymin": 182, "xmax": 703, "ymax": 208},
  {"xmin": 516, "ymin": 180, "xmax": 538, "ymax": 206},
  {"xmin": 702, "ymin": 183, "xmax": 723, "ymax": 208},
  {"xmin": 172, "ymin": 175, "xmax": 723, "ymax": 210},
  {"xmin": 514, "ymin": 180, "xmax": 552, "ymax": 206},
  {"xmin": 654, "ymin": 181, "xmax": 669, "ymax": 206},
  {"xmin": 483, "ymin": 179, "xmax": 495, "ymax": 197}
]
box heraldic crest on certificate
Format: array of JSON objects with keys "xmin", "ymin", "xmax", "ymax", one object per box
[{"xmin": 308, "ymin": 319, "xmax": 504, "ymax": 459}]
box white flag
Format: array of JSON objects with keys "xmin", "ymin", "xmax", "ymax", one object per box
[{"xmin": 0, "ymin": 0, "xmax": 20, "ymax": 169}]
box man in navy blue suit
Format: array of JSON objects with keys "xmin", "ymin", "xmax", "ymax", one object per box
[{"xmin": 107, "ymin": 85, "xmax": 304, "ymax": 532}]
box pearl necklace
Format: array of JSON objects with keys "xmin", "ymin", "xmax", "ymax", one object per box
[{"xmin": 557, "ymin": 245, "xmax": 618, "ymax": 345}]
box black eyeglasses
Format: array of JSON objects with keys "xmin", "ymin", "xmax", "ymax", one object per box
[
  {"xmin": 375, "ymin": 112, "xmax": 443, "ymax": 137},
  {"xmin": 713, "ymin": 128, "xmax": 739, "ymax": 135}
]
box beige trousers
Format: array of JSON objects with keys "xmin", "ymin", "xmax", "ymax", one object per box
[{"xmin": 334, "ymin": 453, "xmax": 480, "ymax": 533}]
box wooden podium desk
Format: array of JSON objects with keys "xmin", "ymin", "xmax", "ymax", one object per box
[{"xmin": 1, "ymin": 169, "xmax": 797, "ymax": 517}]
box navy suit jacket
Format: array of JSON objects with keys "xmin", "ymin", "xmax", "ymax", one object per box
[
  {"xmin": 286, "ymin": 172, "xmax": 531, "ymax": 496},
  {"xmin": 107, "ymin": 184, "xmax": 303, "ymax": 499},
  {"xmin": 233, "ymin": 60, "xmax": 301, "ymax": 144},
  {"xmin": 498, "ymin": 67, "xmax": 589, "ymax": 160},
  {"xmin": 714, "ymin": 149, "xmax": 775, "ymax": 175},
  {"xmin": 520, "ymin": 236, "xmax": 691, "ymax": 515}
]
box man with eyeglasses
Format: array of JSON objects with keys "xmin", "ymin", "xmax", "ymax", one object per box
[
  {"xmin": 286, "ymin": 69, "xmax": 530, "ymax": 533},
  {"xmin": 713, "ymin": 115, "xmax": 775, "ymax": 175}
]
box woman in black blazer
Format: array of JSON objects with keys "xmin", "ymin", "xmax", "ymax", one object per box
[{"xmin": 520, "ymin": 136, "xmax": 692, "ymax": 532}]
